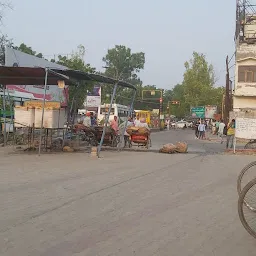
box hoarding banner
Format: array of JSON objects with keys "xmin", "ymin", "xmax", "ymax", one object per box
[
  {"xmin": 191, "ymin": 106, "xmax": 205, "ymax": 118},
  {"xmin": 5, "ymin": 47, "xmax": 69, "ymax": 106},
  {"xmin": 85, "ymin": 85, "xmax": 101, "ymax": 108},
  {"xmin": 205, "ymin": 105, "xmax": 217, "ymax": 119}
]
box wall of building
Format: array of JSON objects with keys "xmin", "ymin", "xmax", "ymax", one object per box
[
  {"xmin": 236, "ymin": 43, "xmax": 256, "ymax": 60},
  {"xmin": 235, "ymin": 58, "xmax": 256, "ymax": 95},
  {"xmin": 233, "ymin": 96, "xmax": 256, "ymax": 109},
  {"xmin": 234, "ymin": 45, "xmax": 256, "ymax": 110}
]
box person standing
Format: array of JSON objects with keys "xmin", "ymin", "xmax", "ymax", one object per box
[
  {"xmin": 83, "ymin": 112, "xmax": 91, "ymax": 127},
  {"xmin": 166, "ymin": 119, "xmax": 170, "ymax": 130},
  {"xmin": 134, "ymin": 115, "xmax": 141, "ymax": 127},
  {"xmin": 195, "ymin": 120, "xmax": 200, "ymax": 139},
  {"xmin": 226, "ymin": 119, "xmax": 235, "ymax": 149},
  {"xmin": 218, "ymin": 119, "xmax": 225, "ymax": 144},
  {"xmin": 215, "ymin": 120, "xmax": 220, "ymax": 135},
  {"xmin": 198, "ymin": 121, "xmax": 206, "ymax": 139},
  {"xmin": 110, "ymin": 116, "xmax": 119, "ymax": 134},
  {"xmin": 124, "ymin": 117, "xmax": 134, "ymax": 147}
]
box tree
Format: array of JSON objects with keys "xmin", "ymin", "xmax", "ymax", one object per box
[
  {"xmin": 13, "ymin": 43, "xmax": 43, "ymax": 58},
  {"xmin": 183, "ymin": 52, "xmax": 215, "ymax": 107},
  {"xmin": 102, "ymin": 45, "xmax": 145, "ymax": 104},
  {"xmin": 0, "ymin": 34, "xmax": 13, "ymax": 65},
  {"xmin": 103, "ymin": 45, "xmax": 145, "ymax": 80},
  {"xmin": 0, "ymin": 1, "xmax": 12, "ymax": 25},
  {"xmin": 0, "ymin": 2, "xmax": 12, "ymax": 65},
  {"xmin": 56, "ymin": 45, "xmax": 96, "ymax": 109},
  {"xmin": 167, "ymin": 83, "xmax": 190, "ymax": 118}
]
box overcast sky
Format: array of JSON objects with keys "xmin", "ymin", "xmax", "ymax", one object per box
[{"xmin": 2, "ymin": 0, "xmax": 236, "ymax": 89}]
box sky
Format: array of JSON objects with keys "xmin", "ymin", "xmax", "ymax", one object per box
[{"xmin": 1, "ymin": 0, "xmax": 236, "ymax": 89}]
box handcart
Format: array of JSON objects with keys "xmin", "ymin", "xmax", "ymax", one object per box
[
  {"xmin": 128, "ymin": 129, "xmax": 151, "ymax": 149},
  {"xmin": 94, "ymin": 126, "xmax": 120, "ymax": 147},
  {"xmin": 72, "ymin": 124, "xmax": 97, "ymax": 146}
]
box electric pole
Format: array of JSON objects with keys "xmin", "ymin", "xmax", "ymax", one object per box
[{"xmin": 224, "ymin": 55, "xmax": 230, "ymax": 124}]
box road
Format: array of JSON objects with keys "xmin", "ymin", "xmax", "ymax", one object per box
[{"xmin": 1, "ymin": 129, "xmax": 256, "ymax": 255}]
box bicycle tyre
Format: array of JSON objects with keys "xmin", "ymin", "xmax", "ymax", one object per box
[
  {"xmin": 244, "ymin": 141, "xmax": 256, "ymax": 149},
  {"xmin": 237, "ymin": 161, "xmax": 256, "ymax": 195},
  {"xmin": 238, "ymin": 177, "xmax": 256, "ymax": 239}
]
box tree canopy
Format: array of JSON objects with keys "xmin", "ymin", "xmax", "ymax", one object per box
[{"xmin": 0, "ymin": 31, "xmax": 224, "ymax": 117}]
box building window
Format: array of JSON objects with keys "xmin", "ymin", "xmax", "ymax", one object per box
[{"xmin": 238, "ymin": 65, "xmax": 256, "ymax": 82}]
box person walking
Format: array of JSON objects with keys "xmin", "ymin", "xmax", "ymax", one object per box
[
  {"xmin": 226, "ymin": 119, "xmax": 235, "ymax": 149},
  {"xmin": 166, "ymin": 119, "xmax": 170, "ymax": 130},
  {"xmin": 195, "ymin": 120, "xmax": 200, "ymax": 139},
  {"xmin": 218, "ymin": 119, "xmax": 225, "ymax": 144},
  {"xmin": 198, "ymin": 121, "xmax": 206, "ymax": 140}
]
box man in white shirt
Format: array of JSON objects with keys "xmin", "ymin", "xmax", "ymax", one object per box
[
  {"xmin": 134, "ymin": 116, "xmax": 141, "ymax": 127},
  {"xmin": 218, "ymin": 119, "xmax": 226, "ymax": 144},
  {"xmin": 83, "ymin": 112, "xmax": 91, "ymax": 127},
  {"xmin": 138, "ymin": 118, "xmax": 150, "ymax": 130},
  {"xmin": 198, "ymin": 122, "xmax": 205, "ymax": 139}
]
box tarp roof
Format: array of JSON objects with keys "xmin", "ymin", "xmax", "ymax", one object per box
[
  {"xmin": 0, "ymin": 66, "xmax": 136, "ymax": 90},
  {"xmin": 0, "ymin": 67, "xmax": 69, "ymax": 85}
]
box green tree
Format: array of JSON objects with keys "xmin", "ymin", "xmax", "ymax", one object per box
[
  {"xmin": 103, "ymin": 45, "xmax": 145, "ymax": 80},
  {"xmin": 168, "ymin": 84, "xmax": 190, "ymax": 118},
  {"xmin": 13, "ymin": 43, "xmax": 43, "ymax": 58},
  {"xmin": 183, "ymin": 52, "xmax": 215, "ymax": 107},
  {"xmin": 56, "ymin": 45, "xmax": 96, "ymax": 108},
  {"xmin": 0, "ymin": 34, "xmax": 13, "ymax": 65},
  {"xmin": 102, "ymin": 45, "xmax": 145, "ymax": 104}
]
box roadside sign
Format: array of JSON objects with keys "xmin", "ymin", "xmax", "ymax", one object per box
[{"xmin": 191, "ymin": 106, "xmax": 205, "ymax": 118}]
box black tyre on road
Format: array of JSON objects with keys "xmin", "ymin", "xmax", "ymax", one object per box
[
  {"xmin": 238, "ymin": 177, "xmax": 256, "ymax": 239},
  {"xmin": 237, "ymin": 161, "xmax": 256, "ymax": 195}
]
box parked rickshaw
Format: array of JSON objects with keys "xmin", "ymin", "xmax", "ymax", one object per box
[
  {"xmin": 127, "ymin": 127, "xmax": 151, "ymax": 149},
  {"xmin": 94, "ymin": 126, "xmax": 120, "ymax": 147},
  {"xmin": 72, "ymin": 124, "xmax": 98, "ymax": 146},
  {"xmin": 237, "ymin": 161, "xmax": 256, "ymax": 238}
]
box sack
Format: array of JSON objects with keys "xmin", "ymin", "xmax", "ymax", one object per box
[
  {"xmin": 223, "ymin": 125, "xmax": 227, "ymax": 135},
  {"xmin": 175, "ymin": 142, "xmax": 188, "ymax": 153},
  {"xmin": 126, "ymin": 128, "xmax": 133, "ymax": 135},
  {"xmin": 160, "ymin": 143, "xmax": 177, "ymax": 153},
  {"xmin": 159, "ymin": 148, "xmax": 175, "ymax": 154},
  {"xmin": 138, "ymin": 127, "xmax": 149, "ymax": 134}
]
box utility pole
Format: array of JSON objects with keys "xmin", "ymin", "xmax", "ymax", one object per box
[{"xmin": 224, "ymin": 55, "xmax": 230, "ymax": 124}]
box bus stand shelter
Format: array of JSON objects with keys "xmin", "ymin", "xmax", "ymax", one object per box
[{"xmin": 0, "ymin": 66, "xmax": 136, "ymax": 156}]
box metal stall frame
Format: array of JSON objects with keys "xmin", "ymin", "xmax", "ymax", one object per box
[
  {"xmin": 0, "ymin": 67, "xmax": 136, "ymax": 156},
  {"xmin": 118, "ymin": 90, "xmax": 136, "ymax": 151}
]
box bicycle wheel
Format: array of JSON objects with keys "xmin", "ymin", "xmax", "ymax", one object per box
[
  {"xmin": 244, "ymin": 140, "xmax": 256, "ymax": 149},
  {"xmin": 238, "ymin": 177, "xmax": 256, "ymax": 239},
  {"xmin": 237, "ymin": 161, "xmax": 256, "ymax": 195}
]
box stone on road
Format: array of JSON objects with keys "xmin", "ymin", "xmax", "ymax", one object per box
[{"xmin": 1, "ymin": 129, "xmax": 256, "ymax": 255}]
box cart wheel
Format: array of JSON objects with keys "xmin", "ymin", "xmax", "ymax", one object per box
[
  {"xmin": 238, "ymin": 177, "xmax": 256, "ymax": 239},
  {"xmin": 237, "ymin": 161, "xmax": 256, "ymax": 195},
  {"xmin": 245, "ymin": 140, "xmax": 256, "ymax": 149}
]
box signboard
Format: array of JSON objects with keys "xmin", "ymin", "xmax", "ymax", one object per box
[
  {"xmin": 205, "ymin": 105, "xmax": 217, "ymax": 119},
  {"xmin": 85, "ymin": 85, "xmax": 101, "ymax": 108},
  {"xmin": 191, "ymin": 106, "xmax": 205, "ymax": 118},
  {"xmin": 5, "ymin": 47, "xmax": 69, "ymax": 106},
  {"xmin": 24, "ymin": 101, "xmax": 61, "ymax": 109},
  {"xmin": 235, "ymin": 117, "xmax": 256, "ymax": 139}
]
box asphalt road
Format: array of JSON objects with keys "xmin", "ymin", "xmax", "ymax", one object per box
[{"xmin": 1, "ymin": 129, "xmax": 256, "ymax": 255}]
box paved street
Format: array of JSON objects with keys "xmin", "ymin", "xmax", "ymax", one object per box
[{"xmin": 1, "ymin": 129, "xmax": 256, "ymax": 255}]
